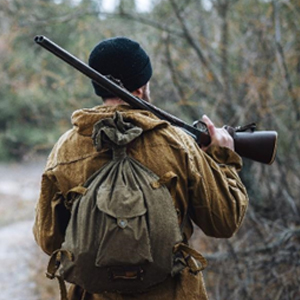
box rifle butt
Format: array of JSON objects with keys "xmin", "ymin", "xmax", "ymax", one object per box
[{"xmin": 234, "ymin": 131, "xmax": 278, "ymax": 165}]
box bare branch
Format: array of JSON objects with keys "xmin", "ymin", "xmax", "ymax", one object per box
[
  {"xmin": 164, "ymin": 34, "xmax": 187, "ymax": 102},
  {"xmin": 117, "ymin": 11, "xmax": 185, "ymax": 38},
  {"xmin": 169, "ymin": 0, "xmax": 223, "ymax": 91},
  {"xmin": 272, "ymin": 0, "xmax": 300, "ymax": 122},
  {"xmin": 214, "ymin": 0, "xmax": 234, "ymax": 116},
  {"xmin": 20, "ymin": 8, "xmax": 98, "ymax": 26}
]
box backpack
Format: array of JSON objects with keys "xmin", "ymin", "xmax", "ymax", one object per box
[{"xmin": 46, "ymin": 112, "xmax": 207, "ymax": 300}]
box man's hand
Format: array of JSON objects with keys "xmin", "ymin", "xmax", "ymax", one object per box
[{"xmin": 201, "ymin": 115, "xmax": 234, "ymax": 152}]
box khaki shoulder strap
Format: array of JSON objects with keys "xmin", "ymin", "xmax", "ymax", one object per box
[
  {"xmin": 173, "ymin": 243, "xmax": 208, "ymax": 273},
  {"xmin": 46, "ymin": 249, "xmax": 74, "ymax": 300}
]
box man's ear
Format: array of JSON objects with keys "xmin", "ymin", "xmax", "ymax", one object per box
[{"xmin": 132, "ymin": 87, "xmax": 144, "ymax": 98}]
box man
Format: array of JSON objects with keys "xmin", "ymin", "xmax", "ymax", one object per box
[{"xmin": 33, "ymin": 36, "xmax": 248, "ymax": 300}]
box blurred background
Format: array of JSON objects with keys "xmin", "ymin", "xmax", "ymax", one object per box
[{"xmin": 0, "ymin": 0, "xmax": 299, "ymax": 299}]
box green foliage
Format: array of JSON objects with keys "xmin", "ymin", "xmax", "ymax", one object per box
[{"xmin": 0, "ymin": 0, "xmax": 103, "ymax": 159}]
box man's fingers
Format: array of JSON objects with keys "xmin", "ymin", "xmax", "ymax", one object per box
[
  {"xmin": 202, "ymin": 114, "xmax": 215, "ymax": 136},
  {"xmin": 200, "ymin": 115, "xmax": 234, "ymax": 151}
]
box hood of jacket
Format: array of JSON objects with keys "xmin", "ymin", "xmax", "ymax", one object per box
[{"xmin": 71, "ymin": 105, "xmax": 169, "ymax": 136}]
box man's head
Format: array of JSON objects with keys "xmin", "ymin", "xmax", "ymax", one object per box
[{"xmin": 88, "ymin": 37, "xmax": 152, "ymax": 101}]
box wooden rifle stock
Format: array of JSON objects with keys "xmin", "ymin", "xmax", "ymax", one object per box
[
  {"xmin": 34, "ymin": 35, "xmax": 277, "ymax": 165},
  {"xmin": 233, "ymin": 130, "xmax": 277, "ymax": 165}
]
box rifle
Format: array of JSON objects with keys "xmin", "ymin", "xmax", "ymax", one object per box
[{"xmin": 34, "ymin": 35, "xmax": 277, "ymax": 165}]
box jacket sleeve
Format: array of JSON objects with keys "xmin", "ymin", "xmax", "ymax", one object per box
[
  {"xmin": 33, "ymin": 171, "xmax": 70, "ymax": 255},
  {"xmin": 188, "ymin": 144, "xmax": 249, "ymax": 238}
]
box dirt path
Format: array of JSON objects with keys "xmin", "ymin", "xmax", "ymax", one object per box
[
  {"xmin": 0, "ymin": 220, "xmax": 39, "ymax": 299},
  {"xmin": 0, "ymin": 158, "xmax": 57, "ymax": 300}
]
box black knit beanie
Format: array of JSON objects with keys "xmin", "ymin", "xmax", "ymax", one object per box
[{"xmin": 88, "ymin": 37, "xmax": 152, "ymax": 98}]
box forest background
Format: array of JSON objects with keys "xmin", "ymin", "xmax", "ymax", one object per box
[{"xmin": 1, "ymin": 0, "xmax": 300, "ymax": 299}]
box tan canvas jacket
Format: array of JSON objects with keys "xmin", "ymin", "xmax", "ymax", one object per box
[{"xmin": 33, "ymin": 105, "xmax": 249, "ymax": 300}]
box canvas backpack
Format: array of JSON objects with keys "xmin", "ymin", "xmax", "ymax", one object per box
[{"xmin": 46, "ymin": 112, "xmax": 207, "ymax": 300}]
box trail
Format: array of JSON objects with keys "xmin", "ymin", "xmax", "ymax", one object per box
[
  {"xmin": 0, "ymin": 221, "xmax": 39, "ymax": 300},
  {"xmin": 0, "ymin": 157, "xmax": 57, "ymax": 300}
]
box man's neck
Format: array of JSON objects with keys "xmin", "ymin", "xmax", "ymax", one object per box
[{"xmin": 103, "ymin": 98, "xmax": 128, "ymax": 106}]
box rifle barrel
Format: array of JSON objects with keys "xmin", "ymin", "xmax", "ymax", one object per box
[{"xmin": 34, "ymin": 35, "xmax": 209, "ymax": 145}]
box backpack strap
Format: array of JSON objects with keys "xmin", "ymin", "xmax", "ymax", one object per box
[
  {"xmin": 64, "ymin": 186, "xmax": 88, "ymax": 210},
  {"xmin": 173, "ymin": 243, "xmax": 208, "ymax": 273},
  {"xmin": 153, "ymin": 172, "xmax": 208, "ymax": 274},
  {"xmin": 46, "ymin": 249, "xmax": 74, "ymax": 300},
  {"xmin": 175, "ymin": 202, "xmax": 208, "ymax": 274}
]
